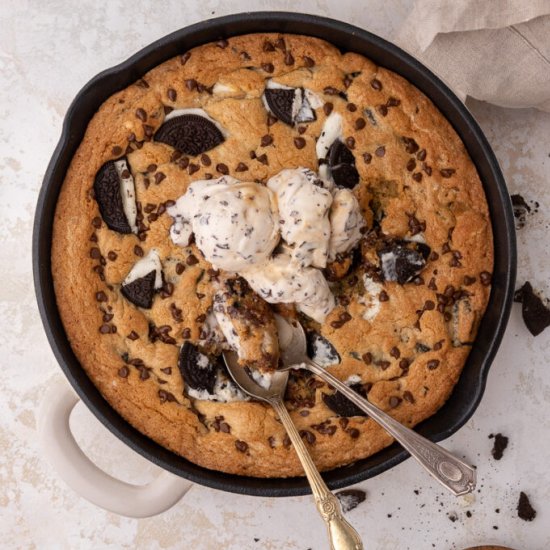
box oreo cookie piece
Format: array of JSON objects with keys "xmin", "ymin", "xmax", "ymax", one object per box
[
  {"xmin": 306, "ymin": 331, "xmax": 341, "ymax": 367},
  {"xmin": 323, "ymin": 383, "xmax": 368, "ymax": 417},
  {"xmin": 120, "ymin": 249, "xmax": 163, "ymax": 309},
  {"xmin": 336, "ymin": 489, "xmax": 367, "ymax": 513},
  {"xmin": 514, "ymin": 281, "xmax": 550, "ymax": 336},
  {"xmin": 378, "ymin": 241, "xmax": 427, "ymax": 284},
  {"xmin": 178, "ymin": 342, "xmax": 219, "ymax": 394},
  {"xmin": 155, "ymin": 113, "xmax": 225, "ymax": 156},
  {"xmin": 93, "ymin": 157, "xmax": 137, "ymax": 234},
  {"xmin": 327, "ymin": 140, "xmax": 359, "ymax": 189},
  {"xmin": 263, "ymin": 85, "xmax": 317, "ymax": 126}
]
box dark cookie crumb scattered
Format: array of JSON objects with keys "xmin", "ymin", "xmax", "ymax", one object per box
[
  {"xmin": 511, "ymin": 193, "xmax": 539, "ymax": 229},
  {"xmin": 335, "ymin": 488, "xmax": 367, "ymax": 513},
  {"xmin": 514, "ymin": 281, "xmax": 550, "ymax": 336},
  {"xmin": 488, "ymin": 432, "xmax": 509, "ymax": 460},
  {"xmin": 517, "ymin": 491, "xmax": 536, "ymax": 521}
]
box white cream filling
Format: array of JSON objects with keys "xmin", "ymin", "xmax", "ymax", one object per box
[
  {"xmin": 328, "ymin": 189, "xmax": 366, "ymax": 261},
  {"xmin": 316, "ymin": 112, "xmax": 343, "ymax": 161},
  {"xmin": 113, "ymin": 159, "xmax": 138, "ymax": 234},
  {"xmin": 123, "ymin": 249, "xmax": 163, "ymax": 289},
  {"xmin": 358, "ymin": 274, "xmax": 383, "ymax": 322}
]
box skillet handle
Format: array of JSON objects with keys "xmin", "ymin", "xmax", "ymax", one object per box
[{"xmin": 38, "ymin": 378, "xmax": 191, "ymax": 517}]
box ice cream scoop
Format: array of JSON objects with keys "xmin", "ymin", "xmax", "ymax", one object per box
[
  {"xmin": 167, "ymin": 176, "xmax": 280, "ymax": 272},
  {"xmin": 267, "ymin": 168, "xmax": 332, "ymax": 269}
]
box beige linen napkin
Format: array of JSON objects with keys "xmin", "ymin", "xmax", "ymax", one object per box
[{"xmin": 395, "ymin": 0, "xmax": 550, "ymax": 111}]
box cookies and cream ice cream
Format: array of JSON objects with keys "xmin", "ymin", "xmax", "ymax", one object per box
[
  {"xmin": 167, "ymin": 176, "xmax": 279, "ymax": 272},
  {"xmin": 168, "ymin": 169, "xmax": 364, "ymax": 323}
]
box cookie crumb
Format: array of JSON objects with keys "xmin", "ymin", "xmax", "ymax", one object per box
[
  {"xmin": 336, "ymin": 489, "xmax": 366, "ymax": 513},
  {"xmin": 490, "ymin": 432, "xmax": 509, "ymax": 460},
  {"xmin": 514, "ymin": 282, "xmax": 550, "ymax": 336},
  {"xmin": 517, "ymin": 491, "xmax": 536, "ymax": 521}
]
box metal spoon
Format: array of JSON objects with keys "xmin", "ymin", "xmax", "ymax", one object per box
[
  {"xmin": 223, "ymin": 350, "xmax": 363, "ymax": 550},
  {"xmin": 277, "ymin": 316, "xmax": 476, "ymax": 496}
]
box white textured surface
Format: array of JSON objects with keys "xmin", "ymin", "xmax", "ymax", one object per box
[{"xmin": 1, "ymin": 1, "xmax": 550, "ymax": 548}]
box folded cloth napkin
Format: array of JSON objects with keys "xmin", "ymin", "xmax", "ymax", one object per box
[{"xmin": 395, "ymin": 0, "xmax": 550, "ymax": 111}]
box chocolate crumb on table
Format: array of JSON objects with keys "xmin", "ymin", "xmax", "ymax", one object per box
[
  {"xmin": 514, "ymin": 282, "xmax": 550, "ymax": 336},
  {"xmin": 517, "ymin": 491, "xmax": 537, "ymax": 521},
  {"xmin": 335, "ymin": 488, "xmax": 367, "ymax": 513},
  {"xmin": 488, "ymin": 433, "xmax": 509, "ymax": 460}
]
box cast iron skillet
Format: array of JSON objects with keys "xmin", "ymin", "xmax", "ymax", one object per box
[{"xmin": 33, "ymin": 12, "xmax": 516, "ymax": 497}]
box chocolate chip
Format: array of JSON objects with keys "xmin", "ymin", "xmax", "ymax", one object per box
[
  {"xmin": 284, "ymin": 51, "xmax": 294, "ymax": 65},
  {"xmin": 188, "ymin": 163, "xmax": 200, "ymax": 175},
  {"xmin": 263, "ymin": 40, "xmax": 275, "ymax": 52},
  {"xmin": 235, "ymin": 440, "xmax": 248, "ymax": 453},
  {"xmin": 389, "ymin": 396, "xmax": 402, "ymax": 408},
  {"xmin": 390, "ymin": 346, "xmax": 400, "ymax": 359},
  {"xmin": 90, "ymin": 247, "xmax": 101, "ymax": 260},
  {"xmin": 261, "ymin": 134, "xmax": 273, "ymax": 147},
  {"xmin": 111, "ymin": 146, "xmax": 122, "ymax": 156},
  {"xmin": 127, "ymin": 330, "xmax": 139, "ymax": 341},
  {"xmin": 167, "ymin": 88, "xmax": 177, "ymax": 102},
  {"xmin": 480, "ymin": 271, "xmax": 492, "ymax": 286},
  {"xmin": 216, "ymin": 38, "xmax": 229, "ymax": 49},
  {"xmin": 303, "ymin": 56, "xmax": 315, "ymax": 67},
  {"xmin": 134, "ymin": 245, "xmax": 144, "ymax": 257},
  {"xmin": 154, "ymin": 172, "xmax": 166, "ymax": 185},
  {"xmin": 387, "ymin": 97, "xmax": 400, "ymax": 107},
  {"xmin": 180, "ymin": 52, "xmax": 191, "ymax": 65},
  {"xmin": 299, "ymin": 430, "xmax": 316, "ymax": 444},
  {"xmin": 95, "ymin": 291, "xmax": 108, "ymax": 302},
  {"xmin": 379, "ymin": 290, "xmax": 389, "ymax": 302},
  {"xmin": 514, "ymin": 281, "xmax": 550, "ymax": 336},
  {"xmin": 175, "ymin": 262, "xmax": 185, "ymax": 275},
  {"xmin": 517, "ymin": 492, "xmax": 536, "ymax": 521},
  {"xmin": 440, "ymin": 168, "xmax": 456, "ymax": 178},
  {"xmin": 99, "ymin": 324, "xmax": 111, "ymax": 334},
  {"xmin": 363, "ymin": 152, "xmax": 372, "ymax": 164},
  {"xmin": 261, "ymin": 62, "xmax": 274, "ymax": 73},
  {"xmin": 286, "ymin": 136, "xmax": 306, "ymax": 152},
  {"xmin": 345, "ymin": 137, "xmax": 355, "ymax": 149},
  {"xmin": 370, "ymin": 78, "xmax": 382, "ymax": 90},
  {"xmin": 375, "ymin": 146, "xmax": 385, "ymax": 157},
  {"xmin": 412, "ymin": 172, "xmax": 422, "ymax": 182},
  {"xmin": 186, "ymin": 254, "xmax": 199, "ymax": 265},
  {"xmin": 417, "ymin": 149, "xmax": 427, "ymax": 161},
  {"xmin": 182, "ymin": 327, "xmax": 191, "ymax": 339},
  {"xmin": 377, "ymin": 104, "xmax": 388, "ymax": 116},
  {"xmin": 323, "ymin": 102, "xmax": 333, "ymax": 116},
  {"xmin": 118, "ymin": 366, "xmax": 130, "ymax": 378},
  {"xmin": 362, "ymin": 352, "xmax": 372, "ymax": 364},
  {"xmin": 346, "ymin": 103, "xmax": 357, "ymax": 113},
  {"xmin": 347, "ymin": 428, "xmax": 360, "ymax": 438},
  {"xmin": 200, "ymin": 153, "xmax": 211, "ymax": 166},
  {"xmin": 464, "ymin": 275, "xmax": 476, "ymax": 286},
  {"xmin": 155, "ymin": 114, "xmax": 224, "ymax": 156},
  {"xmin": 427, "ymin": 360, "xmax": 440, "ymax": 370},
  {"xmin": 185, "ymin": 79, "xmax": 197, "ymax": 91},
  {"xmin": 135, "ymin": 108, "xmax": 147, "ymax": 122},
  {"xmin": 256, "ymin": 153, "xmax": 268, "ymax": 165},
  {"xmin": 267, "ymin": 113, "xmax": 278, "ymax": 126},
  {"xmin": 403, "ymin": 391, "xmax": 415, "ymax": 404},
  {"xmin": 323, "ymin": 86, "xmax": 340, "ymax": 95}
]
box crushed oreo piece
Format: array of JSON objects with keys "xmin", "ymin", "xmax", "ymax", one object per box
[
  {"xmin": 323, "ymin": 383, "xmax": 368, "ymax": 417},
  {"xmin": 514, "ymin": 281, "xmax": 550, "ymax": 336},
  {"xmin": 178, "ymin": 342, "xmax": 219, "ymax": 394},
  {"xmin": 121, "ymin": 270, "xmax": 157, "ymax": 309},
  {"xmin": 327, "ymin": 140, "xmax": 359, "ymax": 189},
  {"xmin": 263, "ymin": 86, "xmax": 316, "ymax": 126},
  {"xmin": 336, "ymin": 489, "xmax": 367, "ymax": 513},
  {"xmin": 306, "ymin": 331, "xmax": 341, "ymax": 366},
  {"xmin": 378, "ymin": 241, "xmax": 427, "ymax": 284},
  {"xmin": 93, "ymin": 158, "xmax": 137, "ymax": 234},
  {"xmin": 489, "ymin": 433, "xmax": 509, "ymax": 460},
  {"xmin": 517, "ymin": 491, "xmax": 536, "ymax": 521},
  {"xmin": 511, "ymin": 194, "xmax": 538, "ymax": 229},
  {"xmin": 155, "ymin": 114, "xmax": 224, "ymax": 155}
]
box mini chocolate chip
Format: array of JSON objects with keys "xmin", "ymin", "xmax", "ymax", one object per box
[
  {"xmin": 91, "ymin": 216, "xmax": 102, "ymax": 229},
  {"xmin": 267, "ymin": 114, "xmax": 278, "ymax": 126},
  {"xmin": 135, "ymin": 108, "xmax": 147, "ymax": 122},
  {"xmin": 284, "ymin": 51, "xmax": 295, "ymax": 65},
  {"xmin": 354, "ymin": 118, "xmax": 366, "ymax": 130},
  {"xmin": 186, "ymin": 254, "xmax": 199, "ymax": 265},
  {"xmin": 347, "ymin": 428, "xmax": 360, "ymax": 438},
  {"xmin": 294, "ymin": 137, "xmax": 306, "ymax": 149},
  {"xmin": 200, "ymin": 153, "xmax": 211, "ymax": 166},
  {"xmin": 90, "ymin": 247, "xmax": 101, "ymax": 259},
  {"xmin": 263, "ymin": 40, "xmax": 275, "ymax": 52},
  {"xmin": 389, "ymin": 396, "xmax": 402, "ymax": 408},
  {"xmin": 406, "ymin": 159, "xmax": 416, "ymax": 171},
  {"xmin": 180, "ymin": 52, "xmax": 191, "ymax": 65},
  {"xmin": 127, "ymin": 331, "xmax": 139, "ymax": 341},
  {"xmin": 154, "ymin": 172, "xmax": 166, "ymax": 184},
  {"xmin": 480, "ymin": 271, "xmax": 492, "ymax": 285},
  {"xmin": 346, "ymin": 103, "xmax": 357, "ymax": 112},
  {"xmin": 363, "ymin": 152, "xmax": 372, "ymax": 164},
  {"xmin": 323, "ymin": 86, "xmax": 340, "ymax": 95},
  {"xmin": 134, "ymin": 245, "xmax": 144, "ymax": 257},
  {"xmin": 412, "ymin": 172, "xmax": 423, "ymax": 182},
  {"xmin": 375, "ymin": 146, "xmax": 385, "ymax": 157},
  {"xmin": 188, "ymin": 163, "xmax": 200, "ymax": 175},
  {"xmin": 417, "ymin": 149, "xmax": 427, "ymax": 161},
  {"xmin": 427, "ymin": 359, "xmax": 440, "ymax": 370},
  {"xmin": 387, "ymin": 97, "xmax": 400, "ymax": 107},
  {"xmin": 379, "ymin": 290, "xmax": 389, "ymax": 302},
  {"xmin": 299, "ymin": 410, "xmax": 310, "ymax": 417},
  {"xmin": 96, "ymin": 291, "xmax": 108, "ymax": 302},
  {"xmin": 390, "ymin": 346, "xmax": 400, "ymax": 359},
  {"xmin": 403, "ymin": 391, "xmax": 415, "ymax": 404},
  {"xmin": 424, "ymin": 300, "xmax": 435, "ymax": 311},
  {"xmin": 167, "ymin": 88, "xmax": 177, "ymax": 101},
  {"xmin": 256, "ymin": 153, "xmax": 268, "ymax": 165},
  {"xmin": 362, "ymin": 352, "xmax": 373, "ymax": 364},
  {"xmin": 346, "ymin": 137, "xmax": 355, "ymax": 149},
  {"xmin": 303, "ymin": 56, "xmax": 315, "ymax": 67},
  {"xmin": 182, "ymin": 327, "xmax": 191, "ymax": 339},
  {"xmin": 300, "ymin": 430, "xmax": 316, "ymax": 444},
  {"xmin": 235, "ymin": 162, "xmax": 248, "ymax": 172},
  {"xmin": 371, "ymin": 79, "xmax": 382, "ymax": 90},
  {"xmin": 103, "ymin": 313, "xmax": 113, "ymax": 322},
  {"xmin": 185, "ymin": 79, "xmax": 197, "ymax": 91},
  {"xmin": 422, "ymin": 164, "xmax": 432, "ymax": 176},
  {"xmin": 261, "ymin": 134, "xmax": 273, "ymax": 147},
  {"xmin": 118, "ymin": 366, "xmax": 129, "ymax": 378},
  {"xmin": 99, "ymin": 324, "xmax": 111, "ymax": 334},
  {"xmin": 175, "ymin": 262, "xmax": 185, "ymax": 275},
  {"xmin": 440, "ymin": 168, "xmax": 456, "ymax": 178},
  {"xmin": 216, "ymin": 38, "xmax": 229, "ymax": 49},
  {"xmin": 235, "ymin": 440, "xmax": 248, "ymax": 453},
  {"xmin": 399, "ymin": 358, "xmax": 410, "ymax": 370},
  {"xmin": 216, "ymin": 163, "xmax": 229, "ymax": 175},
  {"xmin": 261, "ymin": 62, "xmax": 274, "ymax": 73},
  {"xmin": 377, "ymin": 104, "xmax": 388, "ymax": 116},
  {"xmin": 111, "ymin": 145, "xmax": 123, "ymax": 156},
  {"xmin": 323, "ymin": 102, "xmax": 333, "ymax": 116}
]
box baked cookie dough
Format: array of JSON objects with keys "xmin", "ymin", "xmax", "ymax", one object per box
[{"xmin": 52, "ymin": 33, "xmax": 493, "ymax": 477}]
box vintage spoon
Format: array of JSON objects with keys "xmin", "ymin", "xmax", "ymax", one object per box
[
  {"xmin": 276, "ymin": 316, "xmax": 476, "ymax": 497},
  {"xmin": 223, "ymin": 349, "xmax": 363, "ymax": 550}
]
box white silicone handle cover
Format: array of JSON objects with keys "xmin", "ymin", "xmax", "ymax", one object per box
[{"xmin": 38, "ymin": 379, "xmax": 192, "ymax": 518}]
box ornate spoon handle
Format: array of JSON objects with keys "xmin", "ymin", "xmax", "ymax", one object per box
[
  {"xmin": 304, "ymin": 359, "xmax": 476, "ymax": 496},
  {"xmin": 269, "ymin": 397, "xmax": 363, "ymax": 550}
]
